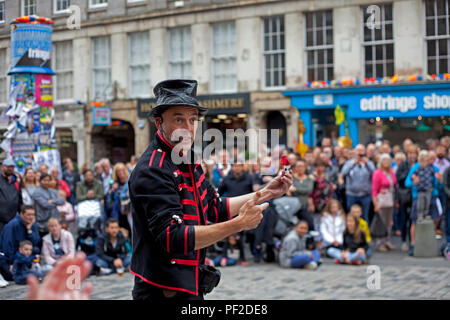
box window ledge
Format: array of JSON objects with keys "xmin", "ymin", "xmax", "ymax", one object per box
[{"xmin": 126, "ymin": 1, "xmax": 147, "ymax": 9}]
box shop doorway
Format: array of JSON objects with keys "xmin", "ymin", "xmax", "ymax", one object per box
[
  {"xmin": 267, "ymin": 111, "xmax": 287, "ymax": 148},
  {"xmin": 91, "ymin": 119, "xmax": 135, "ymax": 164},
  {"xmin": 311, "ymin": 109, "xmax": 339, "ymax": 147}
]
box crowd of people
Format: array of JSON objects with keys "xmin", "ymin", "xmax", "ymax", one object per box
[{"xmin": 0, "ymin": 135, "xmax": 449, "ymax": 288}]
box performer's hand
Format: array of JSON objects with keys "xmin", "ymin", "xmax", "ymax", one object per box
[
  {"xmin": 237, "ymin": 192, "xmax": 269, "ymax": 231},
  {"xmin": 260, "ymin": 171, "xmax": 293, "ymax": 202},
  {"xmin": 27, "ymin": 252, "xmax": 93, "ymax": 300}
]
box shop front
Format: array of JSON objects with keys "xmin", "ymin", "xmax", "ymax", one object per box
[{"xmin": 284, "ymin": 83, "xmax": 450, "ymax": 147}]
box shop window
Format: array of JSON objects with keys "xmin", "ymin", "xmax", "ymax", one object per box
[
  {"xmin": 305, "ymin": 10, "xmax": 333, "ymax": 82},
  {"xmin": 211, "ymin": 21, "xmax": 237, "ymax": 92},
  {"xmin": 168, "ymin": 26, "xmax": 192, "ymax": 79},
  {"xmin": 263, "ymin": 16, "xmax": 286, "ymax": 88},
  {"xmin": 425, "ymin": 0, "xmax": 450, "ymax": 75},
  {"xmin": 362, "ymin": 3, "xmax": 394, "ymax": 79},
  {"xmin": 55, "ymin": 128, "xmax": 77, "ymax": 163}
]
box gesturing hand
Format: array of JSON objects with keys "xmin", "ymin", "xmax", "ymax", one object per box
[
  {"xmin": 237, "ymin": 192, "xmax": 269, "ymax": 231},
  {"xmin": 261, "ymin": 171, "xmax": 293, "ymax": 202},
  {"xmin": 27, "ymin": 252, "xmax": 93, "ymax": 300}
]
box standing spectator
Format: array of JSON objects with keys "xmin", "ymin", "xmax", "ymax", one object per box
[
  {"xmin": 372, "ymin": 153, "xmax": 398, "ymax": 252},
  {"xmin": 212, "ymin": 149, "xmax": 231, "ymax": 188},
  {"xmin": 340, "ymin": 144, "xmax": 375, "ymax": 223},
  {"xmin": 76, "ymin": 169, "xmax": 104, "ymax": 203},
  {"xmin": 396, "ymin": 144, "xmax": 418, "ymax": 251},
  {"xmin": 333, "ymin": 146, "xmax": 343, "ymax": 166},
  {"xmin": 310, "ymin": 159, "xmax": 335, "ymax": 230},
  {"xmin": 405, "ymin": 150, "xmax": 439, "ymax": 256},
  {"xmin": 279, "ymin": 220, "xmax": 321, "ymax": 270},
  {"xmin": 434, "ymin": 144, "xmax": 449, "ymax": 237},
  {"xmin": 304, "ymin": 151, "xmax": 315, "ymax": 174},
  {"xmin": 129, "ymin": 155, "xmax": 139, "ymax": 172},
  {"xmin": 320, "ymin": 199, "xmax": 346, "ymax": 253},
  {"xmin": 100, "ymin": 158, "xmax": 113, "ymax": 196},
  {"xmin": 327, "ymin": 213, "xmax": 368, "ymax": 265},
  {"xmin": 50, "ymin": 167, "xmax": 71, "ymax": 199},
  {"xmin": 0, "ymin": 158, "xmax": 23, "ymax": 235},
  {"xmin": 442, "ymin": 165, "xmax": 450, "ymax": 244},
  {"xmin": 95, "ymin": 218, "xmax": 131, "ymax": 275},
  {"xmin": 21, "ymin": 167, "xmax": 38, "ymax": 207},
  {"xmin": 288, "ymin": 160, "xmax": 315, "ymax": 231},
  {"xmin": 366, "ymin": 143, "xmax": 377, "ymax": 164},
  {"xmin": 321, "ymin": 151, "xmax": 339, "ymax": 194},
  {"xmin": 32, "ymin": 174, "xmax": 65, "ymax": 238},
  {"xmin": 0, "ymin": 205, "xmax": 41, "ymax": 282},
  {"xmin": 12, "ymin": 240, "xmax": 44, "ymax": 284},
  {"xmin": 218, "ymin": 163, "xmax": 254, "ymax": 265},
  {"xmin": 38, "ymin": 164, "xmax": 49, "ymax": 176},
  {"xmin": 402, "ymin": 138, "xmax": 413, "ymax": 154},
  {"xmin": 62, "ymin": 158, "xmax": 80, "ymax": 206},
  {"xmin": 41, "ymin": 218, "xmax": 75, "ymax": 272},
  {"xmin": 105, "ymin": 163, "xmax": 131, "ymax": 231}
]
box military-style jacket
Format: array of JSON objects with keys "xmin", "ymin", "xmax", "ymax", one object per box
[{"xmin": 129, "ymin": 131, "xmax": 230, "ymax": 296}]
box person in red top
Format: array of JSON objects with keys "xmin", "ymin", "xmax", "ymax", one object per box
[
  {"xmin": 50, "ymin": 167, "xmax": 71, "ymax": 199},
  {"xmin": 372, "ymin": 153, "xmax": 398, "ymax": 252}
]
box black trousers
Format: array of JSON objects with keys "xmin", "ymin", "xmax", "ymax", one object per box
[
  {"xmin": 132, "ymin": 277, "xmax": 204, "ymax": 301},
  {"xmin": 254, "ymin": 205, "xmax": 278, "ymax": 247}
]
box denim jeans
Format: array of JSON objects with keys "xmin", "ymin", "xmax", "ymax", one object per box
[
  {"xmin": 327, "ymin": 247, "xmax": 366, "ymax": 263},
  {"xmin": 446, "ymin": 206, "xmax": 450, "ymax": 243},
  {"xmin": 96, "ymin": 255, "xmax": 131, "ymax": 272},
  {"xmin": 346, "ymin": 194, "xmax": 371, "ymax": 223},
  {"xmin": 290, "ymin": 250, "xmax": 321, "ymax": 268}
]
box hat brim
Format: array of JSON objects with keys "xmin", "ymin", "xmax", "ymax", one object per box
[{"xmin": 149, "ymin": 104, "xmax": 208, "ymax": 118}]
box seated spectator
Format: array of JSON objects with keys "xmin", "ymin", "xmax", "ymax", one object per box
[
  {"xmin": 95, "ymin": 218, "xmax": 131, "ymax": 275},
  {"xmin": 217, "ymin": 233, "xmax": 246, "ymax": 267},
  {"xmin": 349, "ymin": 204, "xmax": 372, "ymax": 257},
  {"xmin": 279, "ymin": 220, "xmax": 321, "ymax": 270},
  {"xmin": 32, "ymin": 174, "xmax": 65, "ymax": 238},
  {"xmin": 311, "ymin": 159, "xmax": 335, "ymax": 231},
  {"xmin": 13, "ymin": 240, "xmax": 44, "ymax": 285},
  {"xmin": 0, "ymin": 205, "xmax": 41, "ymax": 282},
  {"xmin": 76, "ymin": 169, "xmax": 104, "ymax": 203},
  {"xmin": 50, "ymin": 167, "xmax": 71, "ymax": 199},
  {"xmin": 56, "ymin": 189, "xmax": 76, "ymax": 234},
  {"xmin": 319, "ymin": 199, "xmax": 346, "ymax": 253},
  {"xmin": 21, "ymin": 167, "xmax": 38, "ymax": 206},
  {"xmin": 42, "ymin": 218, "xmax": 75, "ymax": 272},
  {"xmin": 327, "ymin": 213, "xmax": 368, "ymax": 265},
  {"xmin": 62, "ymin": 157, "xmax": 81, "ymax": 206}
]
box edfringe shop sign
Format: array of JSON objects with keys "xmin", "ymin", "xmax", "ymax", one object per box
[
  {"xmin": 360, "ymin": 93, "xmax": 450, "ymax": 113},
  {"xmin": 137, "ymin": 93, "xmax": 250, "ymax": 118}
]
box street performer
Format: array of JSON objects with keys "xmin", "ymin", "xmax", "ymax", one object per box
[{"xmin": 129, "ymin": 79, "xmax": 292, "ymax": 301}]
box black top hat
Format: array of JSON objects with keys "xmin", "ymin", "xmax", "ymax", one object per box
[{"xmin": 150, "ymin": 79, "xmax": 208, "ymax": 118}]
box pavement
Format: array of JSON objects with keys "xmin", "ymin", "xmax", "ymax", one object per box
[{"xmin": 0, "ymin": 235, "xmax": 448, "ymax": 300}]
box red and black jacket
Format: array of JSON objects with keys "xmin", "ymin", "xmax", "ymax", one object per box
[{"xmin": 129, "ymin": 131, "xmax": 230, "ymax": 296}]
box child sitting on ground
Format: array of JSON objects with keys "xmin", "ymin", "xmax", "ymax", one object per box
[
  {"xmin": 327, "ymin": 213, "xmax": 369, "ymax": 265},
  {"xmin": 13, "ymin": 240, "xmax": 45, "ymax": 285},
  {"xmin": 279, "ymin": 220, "xmax": 321, "ymax": 270},
  {"xmin": 349, "ymin": 204, "xmax": 372, "ymax": 258},
  {"xmin": 319, "ymin": 199, "xmax": 346, "ymax": 255}
]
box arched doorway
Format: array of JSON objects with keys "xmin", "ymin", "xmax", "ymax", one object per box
[
  {"xmin": 267, "ymin": 111, "xmax": 287, "ymax": 148},
  {"xmin": 91, "ymin": 119, "xmax": 135, "ymax": 164}
]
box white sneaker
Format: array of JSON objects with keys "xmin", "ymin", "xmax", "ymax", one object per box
[
  {"xmin": 0, "ymin": 279, "xmax": 8, "ymax": 288},
  {"xmin": 401, "ymin": 242, "xmax": 409, "ymax": 252},
  {"xmin": 304, "ymin": 262, "xmax": 318, "ymax": 270},
  {"xmin": 99, "ymin": 267, "xmax": 112, "ymax": 275}
]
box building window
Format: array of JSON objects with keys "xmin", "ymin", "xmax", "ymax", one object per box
[
  {"xmin": 128, "ymin": 32, "xmax": 150, "ymax": 98},
  {"xmin": 53, "ymin": 41, "xmax": 73, "ymax": 101},
  {"xmin": 89, "ymin": 0, "xmax": 107, "ymax": 9},
  {"xmin": 362, "ymin": 3, "xmax": 394, "ymax": 78},
  {"xmin": 263, "ymin": 16, "xmax": 286, "ymax": 88},
  {"xmin": 168, "ymin": 27, "xmax": 192, "ymax": 79},
  {"xmin": 305, "ymin": 10, "xmax": 333, "ymax": 82},
  {"xmin": 54, "ymin": 0, "xmax": 70, "ymax": 14},
  {"xmin": 425, "ymin": 0, "xmax": 450, "ymax": 75},
  {"xmin": 0, "ymin": 49, "xmax": 7, "ymax": 105},
  {"xmin": 21, "ymin": 0, "xmax": 36, "ymax": 16},
  {"xmin": 211, "ymin": 21, "xmax": 237, "ymax": 92},
  {"xmin": 0, "ymin": 1, "xmax": 5, "ymax": 23},
  {"xmin": 92, "ymin": 36, "xmax": 111, "ymax": 100}
]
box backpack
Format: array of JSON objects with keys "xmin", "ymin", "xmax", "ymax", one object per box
[{"xmin": 76, "ymin": 229, "xmax": 98, "ymax": 256}]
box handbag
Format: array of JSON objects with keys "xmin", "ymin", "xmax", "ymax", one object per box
[
  {"xmin": 120, "ymin": 198, "xmax": 131, "ymax": 216},
  {"xmin": 198, "ymin": 264, "xmax": 221, "ymax": 295},
  {"xmin": 398, "ymin": 188, "xmax": 411, "ymax": 204},
  {"xmin": 370, "ymin": 213, "xmax": 388, "ymax": 238},
  {"xmin": 377, "ymin": 189, "xmax": 394, "ymax": 208}
]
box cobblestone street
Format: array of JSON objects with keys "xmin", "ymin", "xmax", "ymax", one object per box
[{"xmin": 1, "ymin": 237, "xmax": 448, "ymax": 300}]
